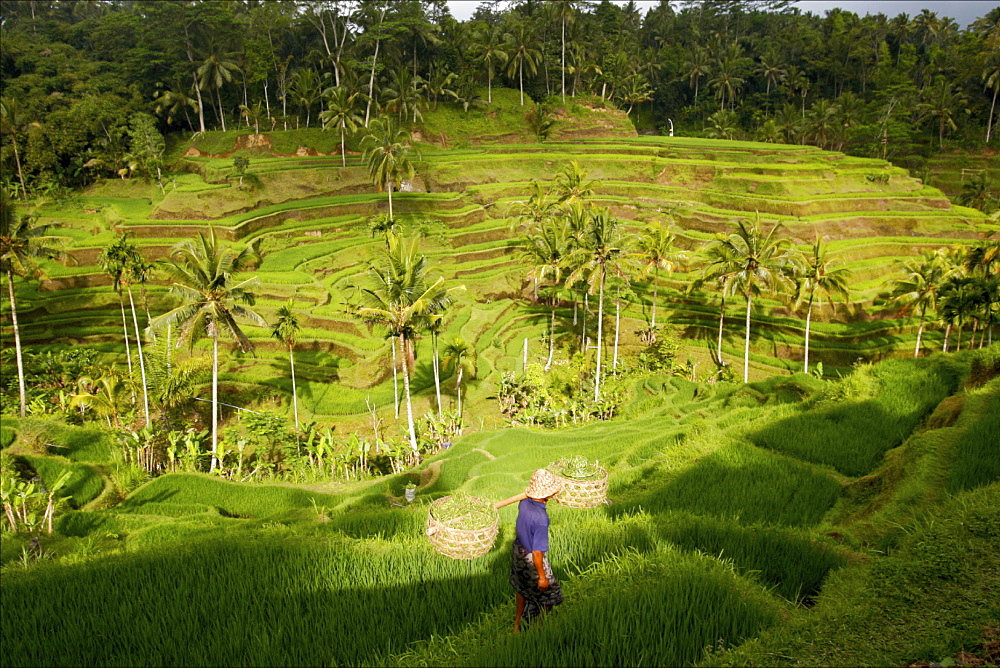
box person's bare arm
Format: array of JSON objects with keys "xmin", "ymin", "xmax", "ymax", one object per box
[
  {"xmin": 532, "ymin": 550, "xmax": 549, "ymax": 589},
  {"xmin": 494, "ymin": 493, "xmax": 527, "ymax": 509}
]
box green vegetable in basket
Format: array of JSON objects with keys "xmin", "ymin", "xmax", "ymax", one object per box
[
  {"xmin": 430, "ymin": 494, "xmax": 496, "ymax": 531},
  {"xmin": 548, "ymin": 456, "xmax": 603, "ymax": 481}
]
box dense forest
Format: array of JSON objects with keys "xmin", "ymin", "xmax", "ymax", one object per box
[{"xmin": 1, "ymin": 0, "xmax": 999, "ymax": 199}]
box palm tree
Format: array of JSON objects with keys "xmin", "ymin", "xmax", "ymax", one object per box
[
  {"xmin": 505, "ymin": 22, "xmax": 542, "ymax": 107},
  {"xmin": 520, "ymin": 218, "xmax": 574, "ymax": 370},
  {"xmin": 793, "ymin": 240, "xmax": 852, "ymax": 374},
  {"xmin": 694, "ymin": 234, "xmax": 741, "ymax": 364},
  {"xmin": 288, "ymin": 68, "xmax": 322, "ymax": 128},
  {"xmin": 709, "ymin": 55, "xmax": 745, "ymax": 112},
  {"xmin": 510, "ymin": 181, "xmax": 558, "ymax": 236},
  {"xmin": 775, "ymin": 102, "xmax": 803, "ymax": 144},
  {"xmin": 705, "ymin": 109, "xmax": 739, "ymax": 140},
  {"xmin": 352, "ymin": 237, "xmax": 459, "ymax": 457},
  {"xmin": 148, "ymin": 228, "xmax": 265, "ymax": 472},
  {"xmin": 963, "ymin": 240, "xmax": 1000, "ymax": 345},
  {"xmin": 474, "ymin": 23, "xmax": 508, "ymax": 104},
  {"xmin": 633, "ymin": 221, "xmax": 685, "ymax": 330},
  {"xmin": 270, "ymin": 299, "xmax": 301, "ymax": 430},
  {"xmin": 98, "ymin": 236, "xmax": 135, "ymax": 389},
  {"xmin": 710, "ymin": 215, "xmax": 797, "ymax": 383},
  {"xmin": 887, "ymin": 250, "xmax": 951, "ymax": 357},
  {"xmin": 69, "ymin": 374, "xmax": 131, "ymax": 430},
  {"xmin": 360, "ymin": 116, "xmax": 418, "ymax": 220},
  {"xmin": 981, "ymin": 50, "xmax": 1000, "ymax": 143},
  {"xmin": 553, "ymin": 160, "xmax": 598, "ymax": 205},
  {"xmin": 565, "ymin": 207, "xmax": 628, "ymax": 401},
  {"xmin": 0, "ymin": 190, "xmax": 71, "ymax": 417},
  {"xmin": 957, "ymin": 174, "xmax": 996, "ymax": 213},
  {"xmin": 551, "ymin": 0, "xmax": 579, "ymax": 103},
  {"xmin": 0, "ymin": 97, "xmax": 39, "ymax": 199},
  {"xmin": 197, "ymin": 50, "xmax": 241, "ymax": 132},
  {"xmin": 99, "ymin": 234, "xmax": 152, "ymax": 426},
  {"xmin": 756, "ymin": 52, "xmax": 786, "ymax": 98},
  {"xmin": 621, "ymin": 74, "xmax": 654, "ymax": 116},
  {"xmin": 939, "ymin": 276, "xmax": 981, "ymax": 351},
  {"xmin": 321, "ymin": 86, "xmax": 362, "ymax": 167},
  {"xmin": 805, "ymin": 99, "xmax": 840, "ymax": 149},
  {"xmin": 152, "ymin": 82, "xmax": 199, "ymax": 131},
  {"xmin": 917, "ymin": 77, "xmax": 969, "ymax": 150},
  {"xmin": 442, "ymin": 337, "xmax": 471, "ymax": 417},
  {"xmin": 683, "ymin": 46, "xmax": 711, "ymax": 105},
  {"xmin": 381, "ymin": 67, "xmax": 425, "ymax": 125}
]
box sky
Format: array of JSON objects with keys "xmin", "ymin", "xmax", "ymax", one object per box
[{"xmin": 444, "ymin": 1, "xmax": 998, "ymax": 29}]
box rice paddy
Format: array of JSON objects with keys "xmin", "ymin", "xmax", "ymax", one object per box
[
  {"xmin": 1, "ymin": 116, "xmax": 998, "ymax": 667},
  {"xmin": 2, "ymin": 346, "xmax": 997, "ymax": 667}
]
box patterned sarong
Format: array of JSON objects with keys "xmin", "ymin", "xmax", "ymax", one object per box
[{"xmin": 509, "ymin": 539, "xmax": 563, "ymax": 622}]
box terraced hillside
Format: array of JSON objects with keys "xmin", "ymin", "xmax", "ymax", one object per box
[
  {"xmin": 6, "ymin": 123, "xmax": 995, "ymax": 425},
  {"xmin": 2, "ymin": 349, "xmax": 997, "ymax": 667}
]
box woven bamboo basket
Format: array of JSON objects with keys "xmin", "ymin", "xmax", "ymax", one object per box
[
  {"xmin": 552, "ymin": 467, "xmax": 609, "ymax": 509},
  {"xmin": 425, "ymin": 495, "xmax": 499, "ymax": 560}
]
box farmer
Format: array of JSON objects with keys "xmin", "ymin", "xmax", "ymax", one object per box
[{"xmin": 495, "ymin": 469, "xmax": 565, "ymax": 633}]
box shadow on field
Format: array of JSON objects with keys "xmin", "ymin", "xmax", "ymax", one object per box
[
  {"xmin": 0, "ymin": 534, "xmax": 517, "ymax": 668},
  {"xmin": 605, "ymin": 442, "xmax": 840, "ymax": 528},
  {"xmin": 749, "ymin": 400, "xmax": 911, "ymax": 477}
]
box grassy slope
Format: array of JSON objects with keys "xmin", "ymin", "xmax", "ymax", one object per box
[
  {"xmin": 1, "ymin": 348, "xmax": 997, "ymax": 667},
  {"xmin": 2, "ymin": 91, "xmax": 995, "ymax": 434}
]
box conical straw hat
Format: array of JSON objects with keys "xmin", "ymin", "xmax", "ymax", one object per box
[{"xmin": 525, "ymin": 469, "xmax": 564, "ymax": 499}]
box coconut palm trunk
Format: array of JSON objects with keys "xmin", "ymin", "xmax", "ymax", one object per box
[
  {"xmin": 10, "ymin": 140, "xmax": 27, "ymax": 201},
  {"xmin": 433, "ymin": 330, "xmax": 442, "ymax": 417},
  {"xmin": 400, "ymin": 333, "xmax": 419, "ymax": 457},
  {"xmin": 456, "ymin": 366, "xmax": 463, "ymax": 417},
  {"xmin": 387, "ymin": 177, "xmax": 393, "ymax": 219},
  {"xmin": 340, "ymin": 127, "xmax": 347, "ymax": 167},
  {"xmin": 943, "ymin": 323, "xmax": 951, "ymax": 352},
  {"xmin": 546, "ymin": 303, "xmax": 556, "ymax": 371},
  {"xmin": 717, "ymin": 296, "xmax": 726, "ymax": 361},
  {"xmin": 743, "ymin": 294, "xmax": 752, "ymax": 383},
  {"xmin": 120, "ymin": 299, "xmax": 133, "ymax": 376},
  {"xmin": 391, "ymin": 337, "xmax": 400, "ymax": 418},
  {"xmin": 593, "ymin": 273, "xmax": 605, "ymax": 401},
  {"xmin": 803, "ymin": 298, "xmax": 813, "ymax": 374},
  {"xmin": 651, "ymin": 267, "xmax": 659, "ymax": 328},
  {"xmin": 288, "ymin": 343, "xmax": 299, "ymax": 430},
  {"xmin": 127, "ymin": 286, "xmax": 150, "ymax": 425},
  {"xmin": 914, "ymin": 305, "xmax": 926, "ymax": 358},
  {"xmin": 613, "ymin": 298, "xmax": 620, "ymax": 372},
  {"xmin": 211, "ymin": 326, "xmax": 220, "ymax": 472},
  {"xmin": 5, "ymin": 269, "xmax": 26, "ymax": 417}
]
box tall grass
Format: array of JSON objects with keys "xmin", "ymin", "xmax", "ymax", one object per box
[
  {"xmin": 750, "ymin": 356, "xmax": 961, "ymax": 476},
  {"xmin": 115, "ymin": 473, "xmax": 342, "ymax": 518},
  {"xmin": 610, "ymin": 440, "xmax": 841, "ymax": 527},
  {"xmin": 0, "ymin": 533, "xmax": 510, "ymax": 668},
  {"xmin": 652, "ymin": 511, "xmax": 846, "ymax": 602},
  {"xmin": 464, "ymin": 547, "xmax": 781, "ymax": 668},
  {"xmin": 946, "ymin": 379, "xmax": 1000, "ymax": 494},
  {"xmin": 22, "ymin": 455, "xmax": 104, "ymax": 508}
]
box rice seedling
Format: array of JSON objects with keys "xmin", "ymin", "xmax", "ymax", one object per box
[
  {"xmin": 547, "ymin": 456, "xmax": 603, "ymax": 482},
  {"xmin": 462, "ymin": 546, "xmax": 783, "ymax": 668},
  {"xmin": 430, "ymin": 494, "xmax": 496, "ymax": 531},
  {"xmin": 749, "ymin": 356, "xmax": 961, "ymax": 476}
]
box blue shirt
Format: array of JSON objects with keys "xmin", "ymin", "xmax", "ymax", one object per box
[{"xmin": 515, "ymin": 498, "xmax": 550, "ymax": 553}]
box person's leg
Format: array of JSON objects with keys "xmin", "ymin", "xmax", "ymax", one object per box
[{"xmin": 514, "ymin": 593, "xmax": 526, "ymax": 633}]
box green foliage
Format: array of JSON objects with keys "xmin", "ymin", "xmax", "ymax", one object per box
[
  {"xmin": 946, "ymin": 378, "xmax": 1000, "ymax": 494},
  {"xmin": 429, "ymin": 493, "xmax": 495, "ymax": 530},
  {"xmin": 750, "ymin": 356, "xmax": 962, "ymax": 476},
  {"xmin": 548, "ymin": 455, "xmax": 602, "ymax": 481}
]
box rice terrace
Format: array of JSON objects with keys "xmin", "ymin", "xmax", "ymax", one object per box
[{"xmin": 1, "ymin": 1, "xmax": 999, "ymax": 667}]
